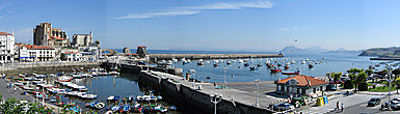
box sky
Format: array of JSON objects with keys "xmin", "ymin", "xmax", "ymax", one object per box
[{"xmin": 0, "ymin": 0, "xmax": 400, "ymax": 51}]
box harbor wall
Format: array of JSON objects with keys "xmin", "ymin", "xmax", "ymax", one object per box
[
  {"xmin": 4, "ymin": 62, "xmax": 101, "ymax": 76},
  {"xmin": 102, "ymin": 62, "xmax": 183, "ymax": 76},
  {"xmin": 150, "ymin": 54, "xmax": 284, "ymax": 60},
  {"xmin": 138, "ymin": 71, "xmax": 273, "ymax": 114}
]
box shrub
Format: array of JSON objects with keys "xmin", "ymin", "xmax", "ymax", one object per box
[
  {"xmin": 344, "ymin": 80, "xmax": 354, "ymax": 89},
  {"xmin": 358, "ymin": 83, "xmax": 368, "ymax": 91}
]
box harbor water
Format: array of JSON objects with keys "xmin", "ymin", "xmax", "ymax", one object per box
[{"xmin": 171, "ymin": 53, "xmax": 382, "ymax": 83}]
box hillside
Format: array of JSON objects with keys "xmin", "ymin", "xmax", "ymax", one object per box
[{"xmin": 359, "ymin": 47, "xmax": 400, "ymax": 57}]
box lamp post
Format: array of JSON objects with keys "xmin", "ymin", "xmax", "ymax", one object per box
[
  {"xmin": 210, "ymin": 93, "xmax": 223, "ymax": 114},
  {"xmin": 255, "ymin": 79, "xmax": 260, "ymax": 107},
  {"xmin": 223, "ymin": 67, "xmax": 228, "ymax": 84},
  {"xmin": 189, "ymin": 69, "xmax": 197, "ymax": 89},
  {"xmin": 387, "ymin": 64, "xmax": 393, "ymax": 111}
]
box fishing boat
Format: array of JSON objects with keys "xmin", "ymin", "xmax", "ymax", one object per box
[
  {"xmin": 111, "ymin": 105, "xmax": 121, "ymax": 112},
  {"xmin": 197, "ymin": 61, "xmax": 204, "ymax": 66},
  {"xmin": 86, "ymin": 101, "xmax": 105, "ymax": 109},
  {"xmin": 249, "ymin": 66, "xmax": 257, "ymax": 71},
  {"xmin": 284, "ymin": 65, "xmax": 290, "ymax": 70},
  {"xmin": 213, "ymin": 63, "xmax": 219, "ymax": 67},
  {"xmin": 34, "ymin": 74, "xmax": 46, "ymax": 78},
  {"xmin": 79, "ymin": 93, "xmax": 98, "ymax": 99},
  {"xmin": 270, "ymin": 68, "xmax": 282, "ymax": 73},
  {"xmin": 66, "ymin": 106, "xmax": 82, "ymax": 113},
  {"xmin": 244, "ymin": 63, "xmax": 249, "ymax": 67},
  {"xmin": 308, "ymin": 63, "xmax": 314, "ymax": 68},
  {"xmin": 282, "ymin": 71, "xmax": 300, "ymax": 75},
  {"xmin": 57, "ymin": 76, "xmax": 73, "ymax": 82},
  {"xmin": 169, "ymin": 106, "xmax": 177, "ymax": 111},
  {"xmin": 108, "ymin": 96, "xmax": 120, "ymax": 101},
  {"xmin": 226, "ymin": 61, "xmax": 232, "ymax": 65},
  {"xmin": 121, "ymin": 105, "xmax": 131, "ymax": 112},
  {"xmin": 109, "ymin": 71, "xmax": 120, "ymax": 75}
]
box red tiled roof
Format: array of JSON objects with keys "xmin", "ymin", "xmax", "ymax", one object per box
[
  {"xmin": 275, "ymin": 75, "xmax": 328, "ymax": 87},
  {"xmin": 63, "ymin": 51, "xmax": 78, "ymax": 54},
  {"xmin": 16, "ymin": 44, "xmax": 54, "ymax": 50},
  {"xmin": 0, "ymin": 32, "xmax": 13, "ymax": 36}
]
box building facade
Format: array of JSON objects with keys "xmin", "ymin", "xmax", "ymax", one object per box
[
  {"xmin": 33, "ymin": 23, "xmax": 70, "ymax": 47},
  {"xmin": 0, "ymin": 32, "xmax": 15, "ymax": 63},
  {"xmin": 72, "ymin": 32, "xmax": 93, "ymax": 47},
  {"xmin": 62, "ymin": 51, "xmax": 82, "ymax": 61},
  {"xmin": 275, "ymin": 75, "xmax": 328, "ymax": 97},
  {"xmin": 17, "ymin": 44, "xmax": 56, "ymax": 62}
]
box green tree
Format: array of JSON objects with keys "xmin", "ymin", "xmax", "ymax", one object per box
[
  {"xmin": 355, "ymin": 72, "xmax": 368, "ymax": 92},
  {"xmin": 394, "ymin": 77, "xmax": 400, "ymax": 94},
  {"xmin": 347, "ymin": 68, "xmax": 363, "ymax": 74}
]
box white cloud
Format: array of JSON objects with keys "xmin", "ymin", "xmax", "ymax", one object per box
[
  {"xmin": 116, "ymin": 1, "xmax": 273, "ymax": 20},
  {"xmin": 115, "ymin": 10, "xmax": 200, "ymax": 20},
  {"xmin": 181, "ymin": 1, "xmax": 273, "ymax": 10}
]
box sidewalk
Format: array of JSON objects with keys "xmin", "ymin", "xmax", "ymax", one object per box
[{"xmin": 298, "ymin": 93, "xmax": 384, "ymax": 114}]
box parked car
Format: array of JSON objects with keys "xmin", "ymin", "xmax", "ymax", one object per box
[
  {"xmin": 368, "ymin": 98, "xmax": 381, "ymax": 107},
  {"xmin": 273, "ymin": 103, "xmax": 295, "ymax": 111},
  {"xmin": 326, "ymin": 84, "xmax": 337, "ymax": 91},
  {"xmin": 390, "ymin": 100, "xmax": 400, "ymax": 110}
]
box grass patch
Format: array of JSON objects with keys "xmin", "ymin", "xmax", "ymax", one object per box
[
  {"xmin": 369, "ymin": 86, "xmax": 391, "ymax": 92},
  {"xmin": 367, "ymin": 83, "xmax": 374, "ymax": 86}
]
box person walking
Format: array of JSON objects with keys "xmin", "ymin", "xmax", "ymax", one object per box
[
  {"xmin": 341, "ymin": 102, "xmax": 344, "ymax": 112},
  {"xmin": 336, "ymin": 101, "xmax": 340, "ymax": 110}
]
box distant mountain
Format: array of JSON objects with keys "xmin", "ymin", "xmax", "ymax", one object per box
[
  {"xmin": 280, "ymin": 46, "xmax": 361, "ymax": 55},
  {"xmin": 280, "ymin": 46, "xmax": 329, "ymax": 54},
  {"xmin": 359, "ymin": 47, "xmax": 400, "ymax": 57},
  {"xmin": 325, "ymin": 48, "xmax": 362, "ymax": 54}
]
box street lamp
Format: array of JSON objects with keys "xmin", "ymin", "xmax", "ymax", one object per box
[
  {"xmin": 189, "ymin": 69, "xmax": 197, "ymax": 89},
  {"xmin": 255, "ymin": 79, "xmax": 260, "ymax": 107},
  {"xmin": 223, "ymin": 67, "xmax": 228, "ymax": 84},
  {"xmin": 386, "ymin": 64, "xmax": 393, "ymax": 111},
  {"xmin": 210, "ymin": 93, "xmax": 223, "ymax": 114}
]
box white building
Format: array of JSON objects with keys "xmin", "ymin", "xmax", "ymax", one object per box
[
  {"xmin": 17, "ymin": 44, "xmax": 56, "ymax": 62},
  {"xmin": 0, "ymin": 32, "xmax": 15, "ymax": 63},
  {"xmin": 275, "ymin": 75, "xmax": 328, "ymax": 97},
  {"xmin": 62, "ymin": 51, "xmax": 82, "ymax": 61}
]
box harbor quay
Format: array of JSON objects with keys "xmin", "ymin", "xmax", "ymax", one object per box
[
  {"xmin": 137, "ymin": 70, "xmax": 281, "ymax": 114},
  {"xmin": 149, "ymin": 54, "xmax": 284, "ymax": 60},
  {"xmin": 104, "ymin": 60, "xmax": 283, "ymax": 114}
]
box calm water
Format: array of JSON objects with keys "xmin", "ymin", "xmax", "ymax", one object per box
[
  {"xmin": 54, "ymin": 73, "xmax": 179, "ymax": 113},
  {"xmin": 52, "ymin": 51, "xmax": 384, "ymax": 113},
  {"xmin": 172, "ymin": 53, "xmax": 383, "ymax": 83}
]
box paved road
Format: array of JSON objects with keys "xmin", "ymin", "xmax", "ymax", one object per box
[
  {"xmin": 0, "ymin": 79, "xmax": 35, "ymax": 102},
  {"xmin": 299, "ymin": 93, "xmax": 384, "ymax": 114},
  {"xmin": 327, "ymin": 94, "xmax": 400, "ymax": 114}
]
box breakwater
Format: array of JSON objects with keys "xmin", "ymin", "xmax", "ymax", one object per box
[
  {"xmin": 150, "ymin": 54, "xmax": 284, "ymax": 60},
  {"xmin": 102, "ymin": 62, "xmax": 183, "ymax": 76},
  {"xmin": 370, "ymin": 57, "xmax": 400, "ymax": 61},
  {"xmin": 137, "ymin": 70, "xmax": 275, "ymax": 114}
]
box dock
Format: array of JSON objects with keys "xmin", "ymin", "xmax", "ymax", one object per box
[
  {"xmin": 370, "ymin": 57, "xmax": 400, "ymax": 61},
  {"xmin": 138, "ymin": 70, "xmax": 284, "ymax": 113},
  {"xmin": 150, "ymin": 54, "xmax": 284, "ymax": 60}
]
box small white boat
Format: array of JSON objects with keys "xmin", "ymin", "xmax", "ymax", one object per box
[{"xmin": 109, "ymin": 71, "xmax": 120, "ymax": 75}]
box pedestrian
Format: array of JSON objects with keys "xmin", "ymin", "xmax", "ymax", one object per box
[
  {"xmin": 336, "ymin": 101, "xmax": 339, "ymax": 110},
  {"xmin": 346, "ymin": 91, "xmax": 349, "ymax": 96},
  {"xmin": 341, "ymin": 102, "xmax": 344, "ymax": 112}
]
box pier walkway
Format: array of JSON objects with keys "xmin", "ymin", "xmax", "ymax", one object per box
[{"xmin": 143, "ymin": 70, "xmax": 285, "ymax": 113}]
